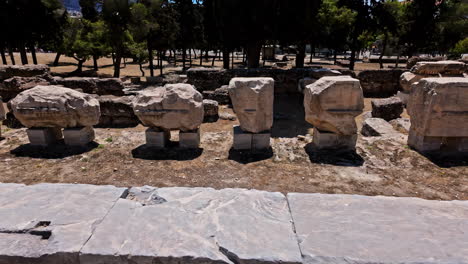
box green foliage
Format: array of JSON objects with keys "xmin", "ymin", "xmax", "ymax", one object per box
[
  {"xmin": 318, "ymin": 0, "xmax": 356, "ymax": 52},
  {"xmin": 451, "ymin": 37, "xmax": 468, "ymax": 57}
]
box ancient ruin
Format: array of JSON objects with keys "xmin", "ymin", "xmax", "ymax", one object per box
[
  {"xmin": 398, "ymin": 60, "xmax": 466, "ymax": 104},
  {"xmin": 132, "ymin": 83, "xmax": 204, "ymax": 148},
  {"xmin": 304, "ymin": 76, "xmax": 364, "ymax": 150},
  {"xmin": 0, "ymin": 96, "xmax": 5, "ymax": 138},
  {"xmin": 407, "ymin": 77, "xmax": 468, "ymax": 153},
  {"xmin": 8, "ymin": 86, "xmax": 100, "ymax": 146},
  {"xmin": 228, "ymin": 77, "xmax": 274, "ymax": 150}
]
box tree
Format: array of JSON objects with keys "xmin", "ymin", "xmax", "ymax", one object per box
[
  {"xmin": 102, "ymin": 0, "xmax": 133, "ymax": 77},
  {"xmin": 62, "ymin": 18, "xmax": 92, "ymax": 73},
  {"xmin": 450, "ymin": 37, "xmax": 468, "ymax": 58},
  {"xmin": 435, "ymin": 0, "xmax": 468, "ymax": 55}
]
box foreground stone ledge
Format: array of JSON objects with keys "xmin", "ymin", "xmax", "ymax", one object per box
[
  {"xmin": 80, "ymin": 187, "xmax": 302, "ymax": 264},
  {"xmin": 287, "ymin": 193, "xmax": 468, "ymax": 264},
  {"xmin": 0, "ymin": 183, "xmax": 128, "ymax": 264}
]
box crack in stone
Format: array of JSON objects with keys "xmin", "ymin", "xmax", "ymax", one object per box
[
  {"xmin": 0, "ymin": 221, "xmax": 52, "ymax": 240},
  {"xmin": 218, "ymin": 246, "xmax": 240, "ymax": 264}
]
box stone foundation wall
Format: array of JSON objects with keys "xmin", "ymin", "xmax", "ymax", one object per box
[{"xmin": 357, "ymin": 69, "xmax": 405, "ymax": 98}]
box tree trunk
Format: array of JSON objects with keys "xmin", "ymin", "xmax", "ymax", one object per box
[
  {"xmin": 193, "ymin": 48, "xmax": 197, "ymax": 59},
  {"xmin": 114, "ymin": 53, "xmax": 122, "ymax": 77},
  {"xmin": 30, "ymin": 46, "xmax": 37, "ymax": 65},
  {"xmin": 76, "ymin": 59, "xmax": 84, "ymax": 73},
  {"xmin": 147, "ymin": 42, "xmax": 154, "ymax": 77},
  {"xmin": 309, "ymin": 42, "xmax": 314, "ymax": 64},
  {"xmin": 53, "ymin": 53, "xmax": 61, "ymax": 66},
  {"xmin": 159, "ymin": 51, "xmax": 163, "ymax": 75},
  {"xmin": 139, "ymin": 63, "xmax": 145, "ymax": 77},
  {"xmin": 189, "ymin": 48, "xmax": 192, "ymax": 68},
  {"xmin": 205, "ymin": 50, "xmax": 209, "ymax": 61},
  {"xmin": 19, "ymin": 43, "xmax": 28, "ymax": 65},
  {"xmin": 295, "ymin": 42, "xmax": 306, "ymax": 68},
  {"xmin": 246, "ymin": 42, "xmax": 262, "ymax": 68},
  {"xmin": 0, "ymin": 48, "xmax": 7, "ymax": 65},
  {"xmin": 199, "ymin": 50, "xmax": 203, "ymax": 66},
  {"xmin": 395, "ymin": 50, "xmax": 400, "ymax": 68},
  {"xmin": 222, "ymin": 48, "xmax": 230, "ymax": 69},
  {"xmin": 378, "ymin": 33, "xmax": 389, "ymax": 69},
  {"xmin": 182, "ymin": 49, "xmax": 186, "ymax": 70},
  {"xmin": 212, "ymin": 50, "xmax": 217, "ymax": 66},
  {"xmin": 8, "ymin": 44, "xmax": 15, "ymax": 65},
  {"xmin": 333, "ymin": 50, "xmax": 337, "ymax": 65},
  {"xmin": 93, "ymin": 55, "xmax": 98, "ymax": 71},
  {"xmin": 232, "ymin": 51, "xmax": 234, "ymax": 69}
]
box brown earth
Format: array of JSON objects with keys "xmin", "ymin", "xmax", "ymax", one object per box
[{"xmin": 1, "ymin": 96, "xmax": 466, "ymax": 201}]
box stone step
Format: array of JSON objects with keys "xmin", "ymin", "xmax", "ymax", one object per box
[{"xmin": 0, "ymin": 183, "xmax": 467, "ymax": 264}]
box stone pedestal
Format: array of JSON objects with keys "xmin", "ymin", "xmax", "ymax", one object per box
[
  {"xmin": 179, "ymin": 129, "xmax": 200, "ymax": 149},
  {"xmin": 233, "ymin": 126, "xmax": 271, "ymax": 150},
  {"xmin": 313, "ymin": 128, "xmax": 357, "ymax": 150},
  {"xmin": 26, "ymin": 127, "xmax": 63, "ymax": 146},
  {"xmin": 409, "ymin": 129, "xmax": 468, "ymax": 153},
  {"xmin": 63, "ymin": 126, "xmax": 95, "ymax": 146},
  {"xmin": 146, "ymin": 128, "xmax": 171, "ymax": 148}
]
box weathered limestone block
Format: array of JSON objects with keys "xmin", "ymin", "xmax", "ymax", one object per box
[
  {"xmin": 26, "ymin": 127, "xmax": 63, "ymax": 146},
  {"xmin": 228, "ymin": 77, "xmax": 274, "ymax": 133},
  {"xmin": 298, "ymin": 77, "xmax": 316, "ymax": 93},
  {"xmin": 0, "ymin": 76, "xmax": 50, "ymax": 101},
  {"xmin": 407, "ymin": 78, "xmax": 468, "ymax": 152},
  {"xmin": 287, "ymin": 193, "xmax": 468, "ymax": 264},
  {"xmin": 411, "ymin": 60, "xmax": 466, "ymax": 75},
  {"xmin": 371, "ymin": 97, "xmax": 403, "ymax": 121},
  {"xmin": 179, "ymin": 129, "xmax": 201, "ymax": 149},
  {"xmin": 54, "ymin": 77, "xmax": 98, "ymax": 94},
  {"xmin": 233, "ymin": 125, "xmax": 252, "ymax": 150},
  {"xmin": 399, "ymin": 72, "xmax": 425, "ymax": 93},
  {"xmin": 9, "ymin": 86, "xmax": 100, "ymax": 128},
  {"xmin": 304, "ymin": 76, "xmax": 364, "ymax": 135},
  {"xmin": 361, "ymin": 118, "xmax": 398, "ymax": 137},
  {"xmin": 406, "ymin": 56, "xmax": 446, "ymax": 69},
  {"xmin": 133, "ymin": 84, "xmax": 204, "ymax": 132},
  {"xmin": 313, "ymin": 128, "xmax": 357, "ymax": 150},
  {"xmin": 97, "ymin": 95, "xmax": 139, "ymax": 128},
  {"xmin": 390, "ymin": 118, "xmax": 411, "ymax": 134},
  {"xmin": 80, "ymin": 187, "xmax": 302, "ymax": 264},
  {"xmin": 145, "ymin": 127, "xmax": 171, "ymax": 148},
  {"xmin": 202, "ymin": 85, "xmax": 231, "ymax": 105},
  {"xmin": 63, "ymin": 126, "xmax": 95, "ymax": 146},
  {"xmin": 0, "ymin": 64, "xmax": 50, "ymax": 81},
  {"xmin": 357, "ymin": 69, "xmax": 404, "ymax": 97},
  {"xmin": 203, "ymin": 99, "xmax": 219, "ymax": 123},
  {"xmin": 95, "ymin": 78, "xmax": 125, "ymax": 96}
]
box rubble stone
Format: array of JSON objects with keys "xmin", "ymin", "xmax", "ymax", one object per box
[
  {"xmin": 55, "ymin": 77, "xmax": 98, "ymax": 94},
  {"xmin": 0, "ymin": 64, "xmax": 50, "ymax": 81},
  {"xmin": 228, "ymin": 77, "xmax": 274, "ymax": 133},
  {"xmin": 9, "ymin": 86, "xmax": 100, "ymax": 128},
  {"xmin": 133, "ymin": 84, "xmax": 204, "ymax": 132},
  {"xmin": 411, "ymin": 60, "xmax": 466, "ymax": 75},
  {"xmin": 304, "ymin": 76, "xmax": 364, "ymax": 135},
  {"xmin": 0, "ymin": 76, "xmax": 50, "ymax": 101},
  {"xmin": 357, "ymin": 69, "xmax": 405, "ymax": 97},
  {"xmin": 203, "ymin": 99, "xmax": 219, "ymax": 123},
  {"xmin": 95, "ymin": 78, "xmax": 125, "ymax": 96},
  {"xmin": 202, "ymin": 85, "xmax": 231, "ymax": 105},
  {"xmin": 361, "ymin": 118, "xmax": 397, "ymax": 137},
  {"xmin": 407, "ymin": 77, "xmax": 468, "ymax": 152},
  {"xmin": 390, "ymin": 118, "xmax": 411, "ymax": 134},
  {"xmin": 371, "ymin": 97, "xmax": 403, "ymax": 121},
  {"xmin": 97, "ymin": 95, "xmax": 139, "ymax": 128}
]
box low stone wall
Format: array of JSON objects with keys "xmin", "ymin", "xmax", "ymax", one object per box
[
  {"xmin": 357, "ymin": 69, "xmax": 404, "ymax": 97},
  {"xmin": 187, "ymin": 68, "xmax": 353, "ymax": 93},
  {"xmin": 0, "ymin": 64, "xmax": 50, "ymax": 81}
]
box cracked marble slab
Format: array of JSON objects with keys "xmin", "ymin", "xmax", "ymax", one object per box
[
  {"xmin": 0, "ymin": 183, "xmax": 127, "ymax": 264},
  {"xmin": 80, "ymin": 187, "xmax": 302, "ymax": 264},
  {"xmin": 287, "ymin": 193, "xmax": 468, "ymax": 264}
]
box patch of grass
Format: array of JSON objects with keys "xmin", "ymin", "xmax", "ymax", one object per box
[{"xmin": 105, "ymin": 137, "xmax": 113, "ymax": 143}]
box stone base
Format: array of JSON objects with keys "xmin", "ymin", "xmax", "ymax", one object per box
[
  {"xmin": 409, "ymin": 130, "xmax": 468, "ymax": 153},
  {"xmin": 146, "ymin": 128, "xmax": 171, "ymax": 148},
  {"xmin": 233, "ymin": 126, "xmax": 271, "ymax": 150},
  {"xmin": 26, "ymin": 127, "xmax": 63, "ymax": 146},
  {"xmin": 396, "ymin": 91, "xmax": 409, "ymax": 105},
  {"xmin": 63, "ymin": 126, "xmax": 95, "ymax": 146},
  {"xmin": 179, "ymin": 129, "xmax": 200, "ymax": 149},
  {"xmin": 313, "ymin": 128, "xmax": 357, "ymax": 150}
]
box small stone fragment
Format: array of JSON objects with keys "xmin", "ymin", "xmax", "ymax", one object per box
[
  {"xmin": 361, "ymin": 118, "xmax": 397, "ymax": 137},
  {"xmin": 371, "ymin": 97, "xmax": 404, "ymax": 121}
]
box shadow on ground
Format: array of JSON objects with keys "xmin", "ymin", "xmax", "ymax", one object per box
[
  {"xmin": 271, "ymin": 94, "xmax": 312, "ymax": 138},
  {"xmin": 304, "ymin": 143, "xmax": 365, "ymax": 167},
  {"xmin": 10, "ymin": 141, "xmax": 99, "ymax": 159},
  {"xmin": 132, "ymin": 143, "xmax": 203, "ymax": 161},
  {"xmin": 421, "ymin": 152, "xmax": 468, "ymax": 168},
  {"xmin": 228, "ymin": 148, "xmax": 273, "ymax": 164}
]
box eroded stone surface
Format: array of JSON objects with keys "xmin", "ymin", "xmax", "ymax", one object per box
[
  {"xmin": 0, "ymin": 76, "xmax": 50, "ymax": 101},
  {"xmin": 133, "ymin": 84, "xmax": 204, "ymax": 131},
  {"xmin": 408, "ymin": 78, "xmax": 468, "ymax": 139},
  {"xmin": 9, "ymin": 86, "xmax": 100, "ymax": 128},
  {"xmin": 288, "ymin": 193, "xmax": 468, "ymax": 264},
  {"xmin": 0, "ymin": 183, "xmax": 127, "ymax": 264},
  {"xmin": 361, "ymin": 118, "xmax": 398, "ymax": 137},
  {"xmin": 411, "ymin": 60, "xmax": 466, "ymax": 75},
  {"xmin": 371, "ymin": 97, "xmax": 403, "ymax": 121},
  {"xmin": 0, "ymin": 96, "xmax": 5, "ymax": 121},
  {"xmin": 0, "ymin": 65, "xmax": 50, "ymax": 81},
  {"xmin": 97, "ymin": 95, "xmax": 138, "ymax": 128},
  {"xmin": 81, "ymin": 187, "xmax": 302, "ymax": 264},
  {"xmin": 228, "ymin": 78, "xmax": 274, "ymax": 133},
  {"xmin": 304, "ymin": 76, "xmax": 364, "ymax": 135}
]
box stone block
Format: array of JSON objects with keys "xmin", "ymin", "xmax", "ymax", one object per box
[
  {"xmin": 63, "ymin": 126, "xmax": 95, "ymax": 146},
  {"xmin": 203, "ymin": 99, "xmax": 219, "ymax": 123},
  {"xmin": 233, "ymin": 125, "xmax": 252, "ymax": 150},
  {"xmin": 179, "ymin": 129, "xmax": 200, "ymax": 149},
  {"xmin": 252, "ymin": 132, "xmax": 271, "ymax": 150},
  {"xmin": 313, "ymin": 128, "xmax": 357, "ymax": 150},
  {"xmin": 287, "ymin": 193, "xmax": 468, "ymax": 264},
  {"xmin": 26, "ymin": 127, "xmax": 63, "ymax": 146},
  {"xmin": 361, "ymin": 118, "xmax": 398, "ymax": 137},
  {"xmin": 0, "ymin": 183, "xmax": 127, "ymax": 264},
  {"xmin": 371, "ymin": 97, "xmax": 403, "ymax": 121},
  {"xmin": 80, "ymin": 187, "xmax": 302, "ymax": 264},
  {"xmin": 145, "ymin": 127, "xmax": 171, "ymax": 148},
  {"xmin": 396, "ymin": 91, "xmax": 410, "ymax": 105}
]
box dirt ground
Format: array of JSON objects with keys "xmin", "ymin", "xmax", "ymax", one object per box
[
  {"xmin": 1, "ymin": 95, "xmax": 467, "ymax": 201},
  {"xmin": 1, "ymin": 52, "xmax": 399, "ymax": 78}
]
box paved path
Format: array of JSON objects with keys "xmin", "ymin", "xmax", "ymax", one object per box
[{"xmin": 0, "ymin": 183, "xmax": 467, "ymax": 264}]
